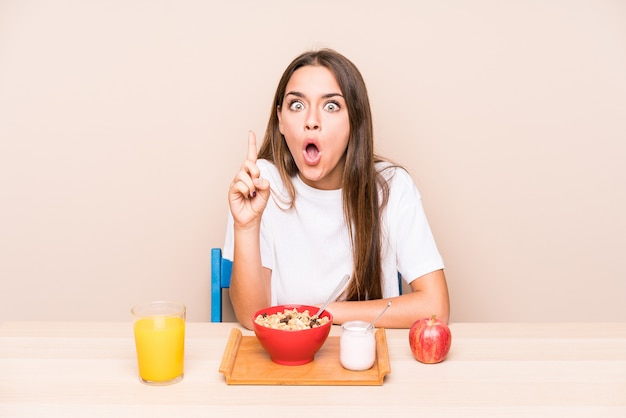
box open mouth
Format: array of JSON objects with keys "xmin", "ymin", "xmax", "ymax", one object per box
[
  {"xmin": 302, "ymin": 141, "xmax": 321, "ymax": 165},
  {"xmin": 305, "ymin": 143, "xmax": 319, "ymax": 160}
]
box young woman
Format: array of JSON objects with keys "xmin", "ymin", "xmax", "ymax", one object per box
[{"xmin": 225, "ymin": 49, "xmax": 449, "ymax": 329}]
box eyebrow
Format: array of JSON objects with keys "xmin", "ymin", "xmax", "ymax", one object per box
[{"xmin": 285, "ymin": 91, "xmax": 344, "ymax": 100}]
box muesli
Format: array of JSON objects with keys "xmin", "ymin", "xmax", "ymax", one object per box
[{"xmin": 254, "ymin": 308, "xmax": 329, "ymax": 330}]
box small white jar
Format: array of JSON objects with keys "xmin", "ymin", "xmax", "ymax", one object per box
[{"xmin": 339, "ymin": 320, "xmax": 376, "ymax": 371}]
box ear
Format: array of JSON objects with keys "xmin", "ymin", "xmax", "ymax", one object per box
[{"xmin": 277, "ymin": 105, "xmax": 284, "ymax": 135}]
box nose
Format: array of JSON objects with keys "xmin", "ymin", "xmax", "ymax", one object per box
[{"xmin": 305, "ymin": 108, "xmax": 320, "ymax": 131}]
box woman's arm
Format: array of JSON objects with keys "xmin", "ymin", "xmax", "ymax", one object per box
[
  {"xmin": 324, "ymin": 269, "xmax": 450, "ymax": 328},
  {"xmin": 228, "ymin": 131, "xmax": 272, "ymax": 329},
  {"xmin": 229, "ymin": 225, "xmax": 272, "ymax": 329}
]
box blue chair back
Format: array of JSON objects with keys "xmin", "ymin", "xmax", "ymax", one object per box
[
  {"xmin": 210, "ymin": 247, "xmax": 402, "ymax": 322},
  {"xmin": 211, "ymin": 248, "xmax": 232, "ymax": 322}
]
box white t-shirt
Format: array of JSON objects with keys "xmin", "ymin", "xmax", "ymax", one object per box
[{"xmin": 223, "ymin": 159, "xmax": 444, "ymax": 306}]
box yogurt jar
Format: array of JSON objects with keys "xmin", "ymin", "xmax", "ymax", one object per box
[{"xmin": 339, "ymin": 320, "xmax": 376, "ymax": 371}]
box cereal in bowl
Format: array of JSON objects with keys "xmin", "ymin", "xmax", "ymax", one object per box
[{"xmin": 254, "ymin": 308, "xmax": 329, "ymax": 330}]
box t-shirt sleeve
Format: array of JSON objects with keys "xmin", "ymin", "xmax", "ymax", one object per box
[
  {"xmin": 222, "ymin": 211, "xmax": 234, "ymax": 261},
  {"xmin": 222, "ymin": 209, "xmax": 274, "ymax": 270},
  {"xmin": 388, "ymin": 168, "xmax": 444, "ymax": 283},
  {"xmin": 222, "ymin": 160, "xmax": 275, "ymax": 269}
]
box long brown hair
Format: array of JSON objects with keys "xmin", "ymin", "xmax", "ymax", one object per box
[{"xmin": 257, "ymin": 49, "xmax": 391, "ymax": 301}]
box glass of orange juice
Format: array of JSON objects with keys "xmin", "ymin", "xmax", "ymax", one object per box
[{"xmin": 131, "ymin": 301, "xmax": 186, "ymax": 385}]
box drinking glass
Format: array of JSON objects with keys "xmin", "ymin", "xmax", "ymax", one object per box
[
  {"xmin": 339, "ymin": 320, "xmax": 376, "ymax": 371},
  {"xmin": 131, "ymin": 301, "xmax": 186, "ymax": 385}
]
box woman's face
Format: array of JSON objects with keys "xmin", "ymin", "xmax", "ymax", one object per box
[{"xmin": 277, "ymin": 65, "xmax": 350, "ymax": 190}]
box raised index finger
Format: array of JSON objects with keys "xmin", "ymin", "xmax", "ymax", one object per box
[{"xmin": 247, "ymin": 130, "xmax": 258, "ymax": 163}]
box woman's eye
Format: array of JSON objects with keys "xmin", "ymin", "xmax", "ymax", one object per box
[
  {"xmin": 289, "ymin": 100, "xmax": 304, "ymax": 111},
  {"xmin": 324, "ymin": 102, "xmax": 340, "ymax": 112}
]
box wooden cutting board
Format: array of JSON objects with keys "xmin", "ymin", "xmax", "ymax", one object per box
[{"xmin": 219, "ymin": 328, "xmax": 391, "ymax": 385}]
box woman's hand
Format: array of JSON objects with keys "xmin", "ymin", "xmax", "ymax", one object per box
[{"xmin": 229, "ymin": 131, "xmax": 271, "ymax": 228}]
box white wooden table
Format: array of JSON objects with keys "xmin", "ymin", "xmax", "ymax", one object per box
[{"xmin": 1, "ymin": 321, "xmax": 625, "ymax": 417}]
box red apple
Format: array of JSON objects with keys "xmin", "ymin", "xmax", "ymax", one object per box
[{"xmin": 409, "ymin": 315, "xmax": 451, "ymax": 363}]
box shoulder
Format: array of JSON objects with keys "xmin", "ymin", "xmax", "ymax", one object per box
[
  {"xmin": 375, "ymin": 161, "xmax": 418, "ymax": 194},
  {"xmin": 257, "ymin": 159, "xmax": 279, "ymax": 176},
  {"xmin": 257, "ymin": 159, "xmax": 286, "ymax": 187},
  {"xmin": 256, "ymin": 159, "xmax": 293, "ymax": 205}
]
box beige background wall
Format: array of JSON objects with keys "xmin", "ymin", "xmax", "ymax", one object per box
[{"xmin": 1, "ymin": 0, "xmax": 625, "ymax": 323}]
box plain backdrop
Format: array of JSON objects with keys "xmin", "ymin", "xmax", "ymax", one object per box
[{"xmin": 1, "ymin": 0, "xmax": 625, "ymax": 322}]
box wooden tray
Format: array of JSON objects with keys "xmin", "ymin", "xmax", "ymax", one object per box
[{"xmin": 219, "ymin": 328, "xmax": 390, "ymax": 385}]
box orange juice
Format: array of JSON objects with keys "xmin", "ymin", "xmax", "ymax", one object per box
[{"xmin": 133, "ymin": 316, "xmax": 185, "ymax": 383}]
